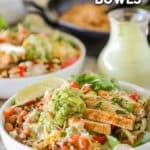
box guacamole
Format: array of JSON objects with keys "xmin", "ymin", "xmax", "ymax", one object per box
[
  {"xmin": 23, "ymin": 34, "xmax": 53, "ymax": 61},
  {"xmin": 40, "ymin": 87, "xmax": 86, "ymax": 131}
]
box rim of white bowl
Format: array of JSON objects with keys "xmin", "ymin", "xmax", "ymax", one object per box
[{"xmin": 0, "ymin": 31, "xmax": 86, "ymax": 81}]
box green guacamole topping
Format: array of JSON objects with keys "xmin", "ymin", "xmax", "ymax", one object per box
[
  {"xmin": 23, "ymin": 34, "xmax": 52, "ymax": 61},
  {"xmin": 40, "ymin": 87, "xmax": 86, "ymax": 131}
]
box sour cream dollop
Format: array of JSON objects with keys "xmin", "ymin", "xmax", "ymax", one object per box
[{"xmin": 0, "ymin": 43, "xmax": 25, "ymax": 54}]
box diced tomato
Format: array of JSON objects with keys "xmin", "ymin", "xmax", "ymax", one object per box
[
  {"xmin": 69, "ymin": 81, "xmax": 80, "ymax": 89},
  {"xmin": 98, "ymin": 90, "xmax": 109, "ymax": 99},
  {"xmin": 68, "ymin": 134, "xmax": 80, "ymax": 145},
  {"xmin": 93, "ymin": 135, "xmax": 107, "ymax": 144},
  {"xmin": 23, "ymin": 99, "xmax": 36, "ymax": 106},
  {"xmin": 18, "ymin": 66, "xmax": 26, "ymax": 77},
  {"xmin": 61, "ymin": 145, "xmax": 69, "ymax": 150},
  {"xmin": 81, "ymin": 84, "xmax": 91, "ymax": 93},
  {"xmin": 61, "ymin": 55, "xmax": 79, "ymax": 69},
  {"xmin": 19, "ymin": 27, "xmax": 30, "ymax": 36},
  {"xmin": 78, "ymin": 136, "xmax": 89, "ymax": 149},
  {"xmin": 4, "ymin": 107, "xmax": 15, "ymax": 118},
  {"xmin": 0, "ymin": 35, "xmax": 5, "ymax": 43},
  {"xmin": 130, "ymin": 92, "xmax": 139, "ymax": 102}
]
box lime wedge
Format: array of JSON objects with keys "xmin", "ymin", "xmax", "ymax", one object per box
[
  {"xmin": 13, "ymin": 77, "xmax": 67, "ymax": 105},
  {"xmin": 107, "ymin": 135, "xmax": 120, "ymax": 149}
]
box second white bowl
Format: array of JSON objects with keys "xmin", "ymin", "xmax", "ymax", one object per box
[{"xmin": 0, "ymin": 32, "xmax": 86, "ymax": 99}]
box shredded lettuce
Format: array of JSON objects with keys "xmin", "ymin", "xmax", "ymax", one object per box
[
  {"xmin": 134, "ymin": 132, "xmax": 150, "ymax": 146},
  {"xmin": 141, "ymin": 132, "xmax": 150, "ymax": 144},
  {"xmin": 23, "ymin": 34, "xmax": 53, "ymax": 61},
  {"xmin": 107, "ymin": 135, "xmax": 120, "ymax": 148},
  {"xmin": 112, "ymin": 97, "xmax": 134, "ymax": 113},
  {"xmin": 23, "ymin": 32, "xmax": 78, "ymax": 61},
  {"xmin": 0, "ymin": 16, "xmax": 8, "ymax": 30},
  {"xmin": 71, "ymin": 73, "xmax": 119, "ymax": 91}
]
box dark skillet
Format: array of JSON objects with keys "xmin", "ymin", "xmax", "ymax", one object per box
[
  {"xmin": 25, "ymin": 0, "xmax": 112, "ymax": 38},
  {"xmin": 24, "ymin": 0, "xmax": 113, "ymax": 56}
]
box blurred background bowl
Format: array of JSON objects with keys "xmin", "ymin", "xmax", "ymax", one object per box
[{"xmin": 0, "ymin": 31, "xmax": 86, "ymax": 99}]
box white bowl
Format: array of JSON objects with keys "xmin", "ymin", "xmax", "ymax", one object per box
[
  {"xmin": 0, "ymin": 81, "xmax": 150, "ymax": 150},
  {"xmin": 0, "ymin": 32, "xmax": 86, "ymax": 99}
]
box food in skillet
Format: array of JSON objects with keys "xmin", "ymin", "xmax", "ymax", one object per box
[
  {"xmin": 3, "ymin": 74, "xmax": 150, "ymax": 150},
  {"xmin": 0, "ymin": 25, "xmax": 80, "ymax": 78},
  {"xmin": 60, "ymin": 3, "xmax": 110, "ymax": 32}
]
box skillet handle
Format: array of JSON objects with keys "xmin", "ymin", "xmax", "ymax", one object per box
[{"xmin": 23, "ymin": 0, "xmax": 59, "ymax": 27}]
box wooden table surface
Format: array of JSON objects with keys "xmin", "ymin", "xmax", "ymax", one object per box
[{"xmin": 0, "ymin": 56, "xmax": 98, "ymax": 150}]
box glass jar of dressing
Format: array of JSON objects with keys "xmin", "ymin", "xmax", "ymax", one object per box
[{"xmin": 98, "ymin": 8, "xmax": 150, "ymax": 89}]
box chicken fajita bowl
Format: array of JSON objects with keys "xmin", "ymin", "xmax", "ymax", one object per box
[{"xmin": 0, "ymin": 74, "xmax": 150, "ymax": 150}]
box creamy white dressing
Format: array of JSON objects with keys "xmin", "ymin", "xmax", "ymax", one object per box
[
  {"xmin": 98, "ymin": 20, "xmax": 150, "ymax": 89},
  {"xmin": 0, "ymin": 43, "xmax": 25, "ymax": 54}
]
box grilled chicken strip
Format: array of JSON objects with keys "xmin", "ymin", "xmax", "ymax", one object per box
[{"xmin": 84, "ymin": 109, "xmax": 135, "ymax": 130}]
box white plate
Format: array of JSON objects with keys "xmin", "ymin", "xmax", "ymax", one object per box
[
  {"xmin": 0, "ymin": 32, "xmax": 86, "ymax": 99},
  {"xmin": 0, "ymin": 81, "xmax": 149, "ymax": 150}
]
